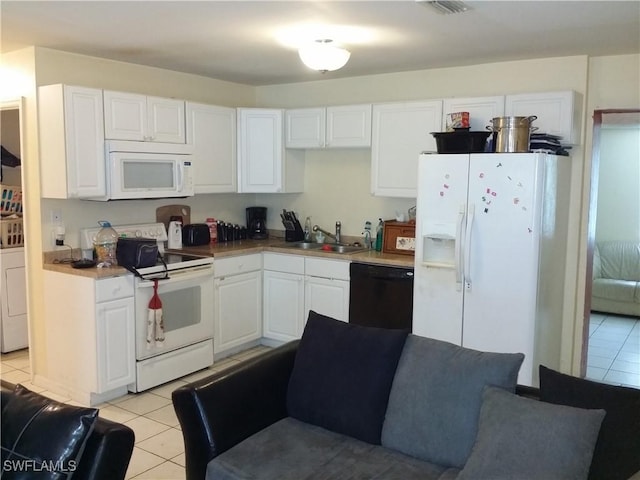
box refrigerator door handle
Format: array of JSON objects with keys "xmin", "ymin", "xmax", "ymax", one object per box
[
  {"xmin": 464, "ymin": 203, "xmax": 475, "ymax": 290},
  {"xmin": 455, "ymin": 204, "xmax": 466, "ymax": 291}
]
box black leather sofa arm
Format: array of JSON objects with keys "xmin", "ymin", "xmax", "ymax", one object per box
[
  {"xmin": 0, "ymin": 380, "xmax": 135, "ymax": 480},
  {"xmin": 172, "ymin": 340, "xmax": 299, "ymax": 480}
]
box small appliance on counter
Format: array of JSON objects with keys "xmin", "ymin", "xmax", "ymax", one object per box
[
  {"xmin": 246, "ymin": 207, "xmax": 268, "ymax": 240},
  {"xmin": 280, "ymin": 209, "xmax": 305, "ymax": 242},
  {"xmin": 181, "ymin": 223, "xmax": 210, "ymax": 246},
  {"xmin": 167, "ymin": 220, "xmax": 183, "ymax": 249}
]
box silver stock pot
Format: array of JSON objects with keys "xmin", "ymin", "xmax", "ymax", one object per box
[{"xmin": 488, "ymin": 116, "xmax": 538, "ymax": 153}]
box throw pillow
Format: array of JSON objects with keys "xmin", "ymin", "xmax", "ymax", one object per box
[
  {"xmin": 458, "ymin": 386, "xmax": 606, "ymax": 480},
  {"xmin": 1, "ymin": 384, "xmax": 99, "ymax": 480},
  {"xmin": 286, "ymin": 311, "xmax": 409, "ymax": 444},
  {"xmin": 381, "ymin": 335, "xmax": 524, "ymax": 468},
  {"xmin": 539, "ymin": 365, "xmax": 640, "ymax": 480}
]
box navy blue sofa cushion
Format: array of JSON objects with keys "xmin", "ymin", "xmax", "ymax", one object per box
[{"xmin": 286, "ymin": 311, "xmax": 409, "ymax": 444}]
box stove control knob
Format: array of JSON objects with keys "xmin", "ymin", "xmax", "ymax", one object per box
[{"xmin": 135, "ymin": 230, "xmax": 142, "ymax": 237}]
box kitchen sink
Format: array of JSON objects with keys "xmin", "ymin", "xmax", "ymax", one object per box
[
  {"xmin": 281, "ymin": 242, "xmax": 367, "ymax": 254},
  {"xmin": 285, "ymin": 242, "xmax": 324, "ymax": 250},
  {"xmin": 318, "ymin": 244, "xmax": 368, "ymax": 254}
]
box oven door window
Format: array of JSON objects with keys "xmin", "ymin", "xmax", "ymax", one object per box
[{"xmin": 136, "ymin": 272, "xmax": 214, "ymax": 360}]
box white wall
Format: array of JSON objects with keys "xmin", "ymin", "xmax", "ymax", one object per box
[
  {"xmin": 568, "ymin": 53, "xmax": 640, "ymax": 373},
  {"xmin": 596, "ymin": 126, "xmax": 640, "ymax": 242}
]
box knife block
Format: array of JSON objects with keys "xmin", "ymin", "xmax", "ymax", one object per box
[{"xmin": 285, "ymin": 224, "xmax": 305, "ymax": 242}]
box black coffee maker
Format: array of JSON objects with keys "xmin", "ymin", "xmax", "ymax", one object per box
[{"xmin": 246, "ymin": 207, "xmax": 268, "ymax": 240}]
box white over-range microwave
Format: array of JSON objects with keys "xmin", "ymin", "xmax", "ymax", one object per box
[{"xmin": 98, "ymin": 140, "xmax": 194, "ymax": 200}]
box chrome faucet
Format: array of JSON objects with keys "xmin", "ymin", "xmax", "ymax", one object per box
[{"xmin": 312, "ymin": 221, "xmax": 342, "ymax": 244}]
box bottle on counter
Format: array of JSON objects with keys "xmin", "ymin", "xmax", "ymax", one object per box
[
  {"xmin": 94, "ymin": 220, "xmax": 118, "ymax": 267},
  {"xmin": 375, "ymin": 218, "xmax": 384, "ymax": 252},
  {"xmin": 206, "ymin": 218, "xmax": 217, "ymax": 244},
  {"xmin": 304, "ymin": 216, "xmax": 312, "ymax": 242}
]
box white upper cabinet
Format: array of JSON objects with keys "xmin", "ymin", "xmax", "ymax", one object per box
[
  {"xmin": 505, "ymin": 90, "xmax": 582, "ymax": 145},
  {"xmin": 371, "ymin": 100, "xmax": 443, "ymax": 198},
  {"xmin": 38, "ymin": 84, "xmax": 106, "ymax": 199},
  {"xmin": 285, "ymin": 104, "xmax": 372, "ymax": 149},
  {"xmin": 186, "ymin": 102, "xmax": 237, "ymax": 194},
  {"xmin": 103, "ymin": 91, "xmax": 185, "ymax": 143},
  {"xmin": 238, "ymin": 108, "xmax": 304, "ymax": 193},
  {"xmin": 285, "ymin": 108, "xmax": 325, "ymax": 148},
  {"xmin": 326, "ymin": 104, "xmax": 372, "ymax": 147},
  {"xmin": 442, "ymin": 96, "xmax": 505, "ymax": 131}
]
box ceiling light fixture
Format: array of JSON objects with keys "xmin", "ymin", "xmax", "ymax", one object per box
[
  {"xmin": 418, "ymin": 0, "xmax": 470, "ymax": 15},
  {"xmin": 298, "ymin": 39, "xmax": 351, "ymax": 73}
]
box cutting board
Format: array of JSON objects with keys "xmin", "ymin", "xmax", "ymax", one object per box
[{"xmin": 156, "ymin": 205, "xmax": 191, "ymax": 230}]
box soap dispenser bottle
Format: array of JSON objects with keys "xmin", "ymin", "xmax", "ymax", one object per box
[{"xmin": 375, "ymin": 218, "xmax": 384, "ymax": 252}]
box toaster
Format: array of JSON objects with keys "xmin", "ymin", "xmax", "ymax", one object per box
[{"xmin": 181, "ymin": 223, "xmax": 211, "ymax": 246}]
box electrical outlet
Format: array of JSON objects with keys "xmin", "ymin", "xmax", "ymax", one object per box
[{"xmin": 51, "ymin": 209, "xmax": 63, "ymax": 224}]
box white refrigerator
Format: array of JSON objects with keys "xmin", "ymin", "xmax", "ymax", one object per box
[{"xmin": 412, "ymin": 152, "xmax": 571, "ymax": 386}]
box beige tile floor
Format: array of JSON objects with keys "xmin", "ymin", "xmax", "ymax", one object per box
[
  {"xmin": 586, "ymin": 313, "xmax": 640, "ymax": 388},
  {"xmin": 1, "ymin": 345, "xmax": 272, "ymax": 480}
]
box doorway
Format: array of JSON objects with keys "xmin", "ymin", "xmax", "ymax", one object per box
[
  {"xmin": 583, "ymin": 109, "xmax": 640, "ymax": 388},
  {"xmin": 1, "ymin": 99, "xmax": 29, "ymax": 376}
]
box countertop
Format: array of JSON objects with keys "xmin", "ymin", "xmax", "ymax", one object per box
[{"xmin": 43, "ymin": 239, "xmax": 414, "ymax": 279}]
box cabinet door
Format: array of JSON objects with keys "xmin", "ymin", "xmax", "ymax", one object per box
[
  {"xmin": 442, "ymin": 96, "xmax": 505, "ymax": 131},
  {"xmin": 286, "ymin": 108, "xmax": 325, "ymax": 148},
  {"xmin": 147, "ymin": 96, "xmax": 186, "ymax": 143},
  {"xmin": 371, "ymin": 101, "xmax": 442, "ymax": 197},
  {"xmin": 304, "ymin": 276, "xmax": 349, "ymax": 322},
  {"xmin": 0, "ymin": 250, "xmax": 28, "ymax": 353},
  {"xmin": 96, "ymin": 297, "xmax": 135, "ymax": 393},
  {"xmin": 505, "ymin": 91, "xmax": 581, "ymax": 144},
  {"xmin": 187, "ymin": 102, "xmax": 237, "ymax": 193},
  {"xmin": 103, "ymin": 91, "xmax": 147, "ymax": 141},
  {"xmin": 214, "ymin": 271, "xmax": 262, "ymax": 354},
  {"xmin": 326, "ymin": 104, "xmax": 372, "ymax": 148},
  {"xmin": 38, "ymin": 84, "xmax": 106, "ymax": 199},
  {"xmin": 263, "ymin": 270, "xmax": 305, "ymax": 342},
  {"xmin": 237, "ymin": 108, "xmax": 284, "ymax": 193}
]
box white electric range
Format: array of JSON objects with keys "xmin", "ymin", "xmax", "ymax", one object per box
[{"xmin": 80, "ymin": 222, "xmax": 215, "ymax": 392}]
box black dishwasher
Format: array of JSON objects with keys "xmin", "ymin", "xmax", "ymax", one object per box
[{"xmin": 349, "ymin": 262, "xmax": 414, "ymax": 330}]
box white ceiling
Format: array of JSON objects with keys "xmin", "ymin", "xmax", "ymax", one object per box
[{"xmin": 2, "ymin": 1, "xmax": 639, "ymax": 86}]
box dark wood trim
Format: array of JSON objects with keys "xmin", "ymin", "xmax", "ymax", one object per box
[{"xmin": 582, "ymin": 108, "xmax": 640, "ymax": 377}]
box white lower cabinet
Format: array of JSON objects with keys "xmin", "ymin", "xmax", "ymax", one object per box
[
  {"xmin": 262, "ymin": 254, "xmax": 351, "ymax": 342},
  {"xmin": 214, "ymin": 254, "xmax": 262, "ymax": 356},
  {"xmin": 304, "ymin": 276, "xmax": 350, "ymax": 322},
  {"xmin": 96, "ymin": 296, "xmax": 135, "ymax": 393},
  {"xmin": 304, "ymin": 257, "xmax": 350, "ymax": 321},
  {"xmin": 263, "ymin": 253, "xmax": 305, "ymax": 342},
  {"xmin": 43, "ymin": 272, "xmax": 135, "ymax": 405}
]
